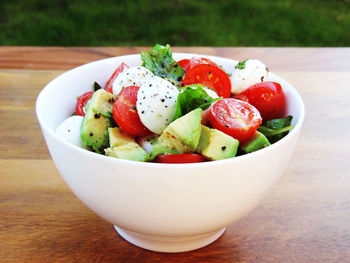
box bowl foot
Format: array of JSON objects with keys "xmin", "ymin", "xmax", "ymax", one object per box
[{"xmin": 114, "ymin": 226, "xmax": 226, "ymax": 253}]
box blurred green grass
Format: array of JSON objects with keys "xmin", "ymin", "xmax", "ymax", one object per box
[{"xmin": 1, "ymin": 0, "xmax": 349, "ymax": 46}]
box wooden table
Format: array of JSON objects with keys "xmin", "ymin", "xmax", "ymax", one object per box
[{"xmin": 1, "ymin": 47, "xmax": 349, "ymax": 262}]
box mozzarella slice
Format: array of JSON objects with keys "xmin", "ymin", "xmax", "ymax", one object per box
[
  {"xmin": 112, "ymin": 66, "xmax": 154, "ymax": 96},
  {"xmin": 56, "ymin": 115, "xmax": 86, "ymax": 149},
  {"xmin": 230, "ymin": 59, "xmax": 268, "ymax": 94},
  {"xmin": 137, "ymin": 76, "xmax": 179, "ymax": 134}
]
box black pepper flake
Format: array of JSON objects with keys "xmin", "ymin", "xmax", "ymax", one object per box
[
  {"xmin": 149, "ymin": 84, "xmax": 152, "ymax": 87},
  {"xmin": 224, "ymin": 124, "xmax": 229, "ymax": 128},
  {"xmin": 169, "ymin": 96, "xmax": 172, "ymax": 99},
  {"xmin": 174, "ymin": 64, "xmax": 178, "ymax": 68},
  {"xmin": 221, "ymin": 146, "xmax": 226, "ymax": 151},
  {"xmin": 89, "ymin": 132, "xmax": 94, "ymax": 136},
  {"xmin": 208, "ymin": 71, "xmax": 211, "ymax": 75},
  {"xmin": 142, "ymin": 90, "xmax": 144, "ymax": 93},
  {"xmin": 180, "ymin": 83, "xmax": 184, "ymax": 87},
  {"xmin": 143, "ymin": 96, "xmax": 146, "ymax": 99},
  {"xmin": 108, "ymin": 98, "xmax": 115, "ymax": 104},
  {"xmin": 204, "ymin": 99, "xmax": 208, "ymax": 103},
  {"xmin": 133, "ymin": 82, "xmax": 136, "ymax": 85},
  {"xmin": 99, "ymin": 145, "xmax": 104, "ymax": 152},
  {"xmin": 141, "ymin": 110, "xmax": 145, "ymax": 114},
  {"xmin": 94, "ymin": 113, "xmax": 100, "ymax": 119},
  {"xmin": 132, "ymin": 106, "xmax": 136, "ymax": 110},
  {"xmin": 165, "ymin": 105, "xmax": 168, "ymax": 108},
  {"xmin": 261, "ymin": 76, "xmax": 264, "ymax": 82},
  {"xmin": 127, "ymin": 72, "xmax": 130, "ymax": 75},
  {"xmin": 177, "ymin": 76, "xmax": 182, "ymax": 81},
  {"xmin": 161, "ymin": 63, "xmax": 165, "ymax": 68},
  {"xmin": 160, "ymin": 98, "xmax": 165, "ymax": 102}
]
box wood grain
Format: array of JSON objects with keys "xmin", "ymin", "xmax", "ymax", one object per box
[
  {"xmin": 1, "ymin": 47, "xmax": 350, "ymax": 262},
  {"xmin": 0, "ymin": 70, "xmax": 63, "ymax": 159},
  {"xmin": 1, "ymin": 46, "xmax": 349, "ymax": 71}
]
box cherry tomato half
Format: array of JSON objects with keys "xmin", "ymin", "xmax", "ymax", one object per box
[
  {"xmin": 155, "ymin": 154, "xmax": 206, "ymax": 163},
  {"xmin": 181, "ymin": 64, "xmax": 231, "ymax": 98},
  {"xmin": 237, "ymin": 81, "xmax": 286, "ymax": 121},
  {"xmin": 177, "ymin": 59, "xmax": 191, "ymax": 71},
  {"xmin": 105, "ymin": 62, "xmax": 129, "ymax": 93},
  {"xmin": 208, "ymin": 98, "xmax": 262, "ymax": 143},
  {"xmin": 75, "ymin": 91, "xmax": 94, "ymax": 116},
  {"xmin": 177, "ymin": 57, "xmax": 217, "ymax": 72},
  {"xmin": 232, "ymin": 94, "xmax": 249, "ymax": 103},
  {"xmin": 112, "ymin": 86, "xmax": 152, "ymax": 137}
]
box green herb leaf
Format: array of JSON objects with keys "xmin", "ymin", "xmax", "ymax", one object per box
[
  {"xmin": 174, "ymin": 84, "xmax": 221, "ymax": 120},
  {"xmin": 94, "ymin": 81, "xmax": 102, "ymax": 91},
  {"xmin": 235, "ymin": 59, "xmax": 248, "ymax": 70},
  {"xmin": 258, "ymin": 115, "xmax": 294, "ymax": 143},
  {"xmin": 140, "ymin": 44, "xmax": 185, "ymax": 88}
]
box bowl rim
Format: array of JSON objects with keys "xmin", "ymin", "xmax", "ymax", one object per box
[{"xmin": 36, "ymin": 53, "xmax": 305, "ymax": 168}]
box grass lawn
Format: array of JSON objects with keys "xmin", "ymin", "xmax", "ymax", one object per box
[{"xmin": 0, "ymin": 0, "xmax": 349, "ymax": 46}]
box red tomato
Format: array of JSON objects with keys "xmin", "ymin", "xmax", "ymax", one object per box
[
  {"xmin": 75, "ymin": 91, "xmax": 94, "ymax": 116},
  {"xmin": 112, "ymin": 86, "xmax": 152, "ymax": 136},
  {"xmin": 155, "ymin": 154, "xmax": 206, "ymax": 163},
  {"xmin": 181, "ymin": 64, "xmax": 231, "ymax": 98},
  {"xmin": 177, "ymin": 57, "xmax": 217, "ymax": 72},
  {"xmin": 238, "ymin": 81, "xmax": 286, "ymax": 121},
  {"xmin": 232, "ymin": 94, "xmax": 249, "ymax": 103},
  {"xmin": 177, "ymin": 59, "xmax": 191, "ymax": 71},
  {"xmin": 105, "ymin": 62, "xmax": 129, "ymax": 93},
  {"xmin": 208, "ymin": 98, "xmax": 262, "ymax": 143}
]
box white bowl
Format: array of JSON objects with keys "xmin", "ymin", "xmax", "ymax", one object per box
[{"xmin": 36, "ymin": 53, "xmax": 305, "ymax": 253}]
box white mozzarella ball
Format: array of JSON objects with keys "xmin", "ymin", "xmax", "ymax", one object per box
[
  {"xmin": 137, "ymin": 76, "xmax": 179, "ymax": 134},
  {"xmin": 203, "ymin": 87, "xmax": 219, "ymax": 99},
  {"xmin": 112, "ymin": 66, "xmax": 154, "ymax": 96},
  {"xmin": 230, "ymin": 59, "xmax": 268, "ymax": 94},
  {"xmin": 56, "ymin": 116, "xmax": 86, "ymax": 149}
]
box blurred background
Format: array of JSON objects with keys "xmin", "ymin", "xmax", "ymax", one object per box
[{"xmin": 0, "ymin": 0, "xmax": 349, "ymax": 46}]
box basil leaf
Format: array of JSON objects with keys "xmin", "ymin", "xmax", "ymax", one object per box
[
  {"xmin": 140, "ymin": 44, "xmax": 185, "ymax": 88},
  {"xmin": 235, "ymin": 59, "xmax": 247, "ymax": 70},
  {"xmin": 174, "ymin": 85, "xmax": 221, "ymax": 120},
  {"xmin": 258, "ymin": 115, "xmax": 294, "ymax": 143}
]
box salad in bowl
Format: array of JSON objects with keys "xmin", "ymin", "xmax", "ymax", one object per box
[
  {"xmin": 36, "ymin": 44, "xmax": 304, "ymax": 252},
  {"xmin": 56, "ymin": 44, "xmax": 294, "ymax": 163}
]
